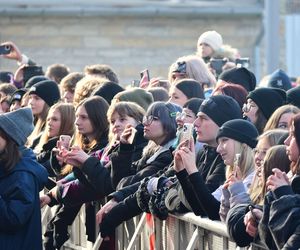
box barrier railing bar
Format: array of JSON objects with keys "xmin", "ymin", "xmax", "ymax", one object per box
[
  {"xmin": 186, "ymin": 228, "xmax": 199, "ymax": 250},
  {"xmin": 127, "ymin": 213, "xmax": 147, "ymax": 250}
]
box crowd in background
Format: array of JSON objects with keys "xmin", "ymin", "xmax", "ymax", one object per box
[{"xmin": 1, "ymin": 29, "xmax": 300, "ymax": 249}]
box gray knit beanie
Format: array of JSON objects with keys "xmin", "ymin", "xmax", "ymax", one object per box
[{"xmin": 0, "ymin": 108, "xmax": 34, "ymax": 145}]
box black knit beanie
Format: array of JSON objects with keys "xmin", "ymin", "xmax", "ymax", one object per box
[
  {"xmin": 268, "ymin": 69, "xmax": 292, "ymax": 91},
  {"xmin": 219, "ymin": 67, "xmax": 256, "ymax": 91},
  {"xmin": 29, "ymin": 80, "xmax": 61, "ymax": 107},
  {"xmin": 287, "ymin": 86, "xmax": 300, "ymax": 108},
  {"xmin": 247, "ymin": 87, "xmax": 286, "ymax": 120},
  {"xmin": 10, "ymin": 88, "xmax": 27, "ymax": 105},
  {"xmin": 175, "ymin": 79, "xmax": 205, "ymax": 99},
  {"xmin": 25, "ymin": 75, "xmax": 49, "ymax": 89},
  {"xmin": 92, "ymin": 81, "xmax": 124, "ymax": 104},
  {"xmin": 199, "ymin": 95, "xmax": 242, "ymax": 127},
  {"xmin": 183, "ymin": 98, "xmax": 204, "ymax": 116},
  {"xmin": 216, "ymin": 119, "xmax": 259, "ymax": 148}
]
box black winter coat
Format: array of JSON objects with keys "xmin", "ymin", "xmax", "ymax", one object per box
[{"xmin": 176, "ymin": 145, "xmax": 225, "ymax": 220}]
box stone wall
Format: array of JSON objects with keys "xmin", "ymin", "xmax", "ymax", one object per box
[{"xmin": 0, "ymin": 10, "xmax": 262, "ymax": 85}]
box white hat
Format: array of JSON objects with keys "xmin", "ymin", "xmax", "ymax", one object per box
[{"xmin": 198, "ymin": 30, "xmax": 223, "ymax": 51}]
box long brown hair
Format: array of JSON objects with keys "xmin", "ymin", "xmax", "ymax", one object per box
[
  {"xmin": 35, "ymin": 102, "xmax": 75, "ymax": 153},
  {"xmin": 0, "ymin": 129, "xmax": 21, "ymax": 172}
]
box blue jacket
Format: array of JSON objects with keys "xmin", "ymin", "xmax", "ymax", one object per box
[{"xmin": 0, "ymin": 146, "xmax": 48, "ymax": 250}]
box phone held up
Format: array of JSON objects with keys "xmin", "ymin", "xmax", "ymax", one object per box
[
  {"xmin": 59, "ymin": 135, "xmax": 72, "ymax": 150},
  {"xmin": 0, "ymin": 45, "xmax": 11, "ymax": 55},
  {"xmin": 139, "ymin": 69, "xmax": 150, "ymax": 88}
]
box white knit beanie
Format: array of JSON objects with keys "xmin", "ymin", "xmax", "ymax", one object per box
[{"xmin": 198, "ymin": 30, "xmax": 223, "ymax": 52}]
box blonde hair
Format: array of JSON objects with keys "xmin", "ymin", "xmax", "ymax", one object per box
[
  {"xmin": 251, "ymin": 145, "xmax": 290, "ymax": 205},
  {"xmin": 264, "ymin": 104, "xmax": 300, "ymax": 132},
  {"xmin": 249, "ymin": 129, "xmax": 288, "ymax": 204},
  {"xmin": 226, "ymin": 141, "xmax": 254, "ymax": 180},
  {"xmin": 35, "ymin": 102, "xmax": 75, "ymax": 153},
  {"xmin": 27, "ymin": 102, "xmax": 50, "ymax": 147},
  {"xmin": 168, "ymin": 55, "xmax": 216, "ymax": 89}
]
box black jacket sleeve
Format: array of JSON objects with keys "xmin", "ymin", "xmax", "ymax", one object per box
[
  {"xmin": 176, "ymin": 169, "xmax": 207, "ymax": 216},
  {"xmin": 188, "ymin": 171, "xmax": 221, "ymax": 220},
  {"xmin": 116, "ymin": 150, "xmax": 173, "ymax": 190},
  {"xmin": 80, "ymin": 157, "xmax": 114, "ymax": 196},
  {"xmin": 226, "ymin": 203, "xmax": 255, "ymax": 247}
]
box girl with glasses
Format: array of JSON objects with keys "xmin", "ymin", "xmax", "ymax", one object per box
[{"xmin": 243, "ymin": 87, "xmax": 286, "ymax": 134}]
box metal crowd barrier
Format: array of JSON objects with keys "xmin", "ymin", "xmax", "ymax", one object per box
[{"xmin": 41, "ymin": 205, "xmax": 267, "ymax": 250}]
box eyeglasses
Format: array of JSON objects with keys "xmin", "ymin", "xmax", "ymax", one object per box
[
  {"xmin": 242, "ymin": 103, "xmax": 257, "ymax": 113},
  {"xmin": 176, "ymin": 112, "xmax": 187, "ymax": 120},
  {"xmin": 142, "ymin": 115, "xmax": 159, "ymax": 126}
]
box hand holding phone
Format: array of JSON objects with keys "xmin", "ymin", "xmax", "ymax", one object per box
[
  {"xmin": 59, "ymin": 135, "xmax": 72, "ymax": 150},
  {"xmin": 139, "ymin": 69, "xmax": 150, "ymax": 88}
]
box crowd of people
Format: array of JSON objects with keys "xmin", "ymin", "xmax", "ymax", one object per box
[{"xmin": 1, "ymin": 30, "xmax": 300, "ymax": 250}]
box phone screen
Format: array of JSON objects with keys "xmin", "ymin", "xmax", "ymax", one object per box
[{"xmin": 139, "ymin": 69, "xmax": 150, "ymax": 88}]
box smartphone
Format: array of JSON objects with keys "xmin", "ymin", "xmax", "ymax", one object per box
[
  {"xmin": 59, "ymin": 135, "xmax": 72, "ymax": 150},
  {"xmin": 0, "ymin": 45, "xmax": 11, "ymax": 55},
  {"xmin": 233, "ymin": 153, "xmax": 241, "ymax": 176},
  {"xmin": 248, "ymin": 205, "xmax": 259, "ymax": 224},
  {"xmin": 210, "ymin": 58, "xmax": 227, "ymax": 75},
  {"xmin": 131, "ymin": 80, "xmax": 140, "ymax": 87},
  {"xmin": 180, "ymin": 123, "xmax": 194, "ymax": 144},
  {"xmin": 139, "ymin": 69, "xmax": 150, "ymax": 88},
  {"xmin": 235, "ymin": 58, "xmax": 250, "ymax": 68}
]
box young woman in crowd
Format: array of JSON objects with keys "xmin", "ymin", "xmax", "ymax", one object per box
[
  {"xmin": 173, "ymin": 119, "xmax": 258, "ymax": 221},
  {"xmin": 263, "ymin": 104, "xmax": 299, "ymax": 132},
  {"xmin": 0, "ymin": 108, "xmax": 48, "ymax": 249},
  {"xmin": 34, "ymin": 102, "xmax": 75, "ymax": 182},
  {"xmin": 243, "ymin": 87, "xmax": 286, "ymax": 134},
  {"xmin": 257, "ymin": 113, "xmax": 300, "ymax": 249},
  {"xmin": 225, "ymin": 129, "xmax": 288, "ymax": 247},
  {"xmin": 42, "ymin": 96, "xmax": 109, "ymax": 250},
  {"xmin": 27, "ymin": 80, "xmax": 61, "ymax": 149},
  {"xmin": 168, "ymin": 79, "xmax": 204, "ymax": 107}
]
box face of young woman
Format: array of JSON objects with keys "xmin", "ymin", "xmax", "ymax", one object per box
[
  {"xmin": 75, "ymin": 105, "xmax": 94, "ymax": 138},
  {"xmin": 278, "ymin": 112, "xmax": 294, "ymax": 130},
  {"xmin": 198, "ymin": 42, "xmax": 214, "ymax": 58},
  {"xmin": 28, "ymin": 94, "xmax": 46, "ymax": 116},
  {"xmin": 168, "ymin": 86, "xmax": 188, "ymax": 107},
  {"xmin": 110, "ymin": 112, "xmax": 139, "ymax": 140},
  {"xmin": 254, "ymin": 137, "xmax": 270, "ymax": 178},
  {"xmin": 285, "ymin": 123, "xmax": 300, "ymax": 163},
  {"xmin": 243, "ymin": 99, "xmax": 258, "ymax": 124},
  {"xmin": 0, "ymin": 135, "xmax": 7, "ymax": 152},
  {"xmin": 216, "ymin": 137, "xmax": 236, "ymax": 166},
  {"xmin": 143, "ymin": 116, "xmax": 165, "ymax": 145},
  {"xmin": 46, "ymin": 108, "xmax": 62, "ymax": 138},
  {"xmin": 176, "ymin": 108, "xmax": 196, "ymax": 128},
  {"xmin": 193, "ymin": 112, "xmax": 219, "ymax": 147}
]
